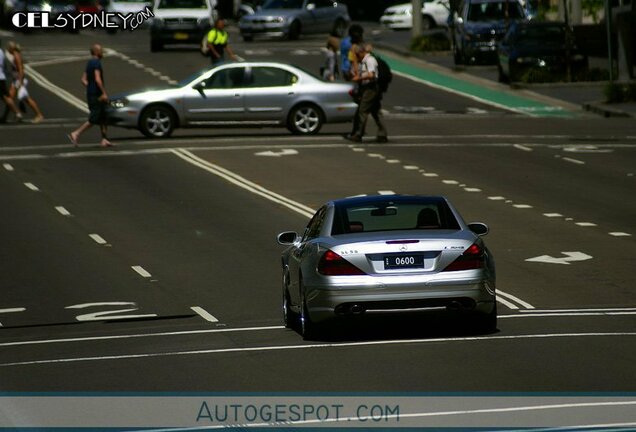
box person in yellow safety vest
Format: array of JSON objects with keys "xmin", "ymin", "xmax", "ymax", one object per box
[{"xmin": 206, "ymin": 19, "xmax": 237, "ymax": 65}]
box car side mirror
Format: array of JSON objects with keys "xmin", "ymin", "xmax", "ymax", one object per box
[
  {"xmin": 277, "ymin": 231, "xmax": 298, "ymax": 245},
  {"xmin": 468, "ymin": 223, "xmax": 489, "ymax": 236},
  {"xmin": 307, "ymin": 3, "xmax": 316, "ymax": 10}
]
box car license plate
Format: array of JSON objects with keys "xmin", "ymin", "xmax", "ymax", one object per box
[
  {"xmin": 174, "ymin": 32, "xmax": 189, "ymax": 40},
  {"xmin": 384, "ymin": 253, "xmax": 424, "ymax": 270}
]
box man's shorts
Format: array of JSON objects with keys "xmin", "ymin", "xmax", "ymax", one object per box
[
  {"xmin": 0, "ymin": 80, "xmax": 8, "ymax": 98},
  {"xmin": 88, "ymin": 96, "xmax": 107, "ymax": 125}
]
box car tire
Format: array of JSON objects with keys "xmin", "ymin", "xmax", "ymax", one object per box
[
  {"xmin": 287, "ymin": 103, "xmax": 323, "ymax": 135},
  {"xmin": 150, "ymin": 39, "xmax": 163, "ymax": 52},
  {"xmin": 472, "ymin": 303, "xmax": 497, "ymax": 334},
  {"xmin": 421, "ymin": 15, "xmax": 435, "ymax": 30},
  {"xmin": 332, "ymin": 18, "xmax": 347, "ymax": 37},
  {"xmin": 139, "ymin": 105, "xmax": 176, "ymax": 138},
  {"xmin": 299, "ymin": 287, "xmax": 317, "ymax": 340},
  {"xmin": 288, "ymin": 20, "xmax": 301, "ymax": 40},
  {"xmin": 282, "ymin": 270, "xmax": 297, "ymax": 329}
]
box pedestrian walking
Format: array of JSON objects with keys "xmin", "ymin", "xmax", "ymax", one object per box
[
  {"xmin": 344, "ymin": 44, "xmax": 388, "ymax": 143},
  {"xmin": 339, "ymin": 24, "xmax": 363, "ymax": 82},
  {"xmin": 6, "ymin": 41, "xmax": 44, "ymax": 123},
  {"xmin": 0, "ymin": 40, "xmax": 21, "ymax": 123},
  {"xmin": 205, "ymin": 18, "xmax": 237, "ymax": 65},
  {"xmin": 68, "ymin": 44, "xmax": 112, "ymax": 148},
  {"xmin": 321, "ymin": 33, "xmax": 339, "ymax": 81}
]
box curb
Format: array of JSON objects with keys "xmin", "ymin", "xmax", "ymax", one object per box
[{"xmin": 582, "ymin": 102, "xmax": 633, "ymax": 118}]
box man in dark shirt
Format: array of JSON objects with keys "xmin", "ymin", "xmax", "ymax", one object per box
[{"xmin": 68, "ymin": 44, "xmax": 112, "ymax": 147}]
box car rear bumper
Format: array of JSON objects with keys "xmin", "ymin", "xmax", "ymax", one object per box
[{"xmin": 305, "ymin": 277, "xmax": 496, "ymax": 322}]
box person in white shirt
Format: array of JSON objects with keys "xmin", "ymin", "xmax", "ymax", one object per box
[
  {"xmin": 344, "ymin": 44, "xmax": 388, "ymax": 143},
  {"xmin": 0, "ymin": 40, "xmax": 21, "ymax": 123}
]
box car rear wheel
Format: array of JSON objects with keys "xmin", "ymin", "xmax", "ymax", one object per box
[
  {"xmin": 288, "ymin": 20, "xmax": 301, "ymax": 40},
  {"xmin": 139, "ymin": 105, "xmax": 176, "ymax": 138},
  {"xmin": 421, "ymin": 15, "xmax": 435, "ymax": 30},
  {"xmin": 300, "ymin": 290, "xmax": 317, "ymax": 340},
  {"xmin": 282, "ymin": 270, "xmax": 296, "ymax": 329},
  {"xmin": 287, "ymin": 104, "xmax": 323, "ymax": 135},
  {"xmin": 472, "ymin": 303, "xmax": 497, "ymax": 334}
]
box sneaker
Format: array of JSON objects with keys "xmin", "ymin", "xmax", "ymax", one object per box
[
  {"xmin": 344, "ymin": 134, "xmax": 362, "ymax": 143},
  {"xmin": 16, "ymin": 113, "xmax": 23, "ymax": 123}
]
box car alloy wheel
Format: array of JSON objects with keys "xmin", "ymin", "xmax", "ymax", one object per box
[
  {"xmin": 288, "ymin": 104, "xmax": 322, "ymax": 135},
  {"xmin": 140, "ymin": 105, "xmax": 175, "ymax": 138}
]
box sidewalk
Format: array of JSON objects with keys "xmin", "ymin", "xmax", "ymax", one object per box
[{"xmin": 370, "ymin": 28, "xmax": 636, "ymax": 118}]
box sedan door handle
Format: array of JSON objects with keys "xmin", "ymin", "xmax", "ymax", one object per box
[
  {"xmin": 288, "ymin": 92, "xmax": 295, "ymax": 95},
  {"xmin": 234, "ymin": 94, "xmax": 241, "ymax": 97}
]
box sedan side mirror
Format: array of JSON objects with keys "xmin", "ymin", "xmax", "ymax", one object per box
[
  {"xmin": 277, "ymin": 231, "xmax": 298, "ymax": 245},
  {"xmin": 468, "ymin": 223, "xmax": 489, "ymax": 236},
  {"xmin": 193, "ymin": 81, "xmax": 207, "ymax": 96}
]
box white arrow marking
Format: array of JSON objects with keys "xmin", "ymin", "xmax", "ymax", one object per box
[
  {"xmin": 254, "ymin": 149, "xmax": 298, "ymax": 157},
  {"xmin": 525, "ymin": 252, "xmax": 593, "ymax": 265}
]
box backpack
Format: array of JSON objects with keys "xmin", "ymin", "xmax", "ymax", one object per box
[
  {"xmin": 374, "ymin": 55, "xmax": 393, "ymax": 93},
  {"xmin": 200, "ymin": 33, "xmax": 210, "ymax": 56}
]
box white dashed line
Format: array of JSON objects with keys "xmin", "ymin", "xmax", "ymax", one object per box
[
  {"xmin": 191, "ymin": 306, "xmax": 219, "ymax": 323},
  {"xmin": 423, "ymin": 173, "xmax": 438, "ymax": 177},
  {"xmin": 3, "ymin": 163, "xmax": 14, "ymax": 171},
  {"xmin": 403, "ymin": 165, "xmax": 419, "ymax": 170},
  {"xmin": 131, "ymin": 266, "xmax": 152, "ymax": 278},
  {"xmin": 55, "ymin": 206, "xmax": 71, "ymax": 216},
  {"xmin": 463, "ymin": 188, "xmax": 482, "ymax": 192},
  {"xmin": 442, "ymin": 180, "xmax": 459, "ymax": 185},
  {"xmin": 24, "ymin": 182, "xmax": 40, "ymax": 191},
  {"xmin": 513, "ymin": 204, "xmax": 533, "ymax": 209},
  {"xmin": 368, "ymin": 153, "xmax": 385, "ymax": 159},
  {"xmin": 576, "ymin": 222, "xmax": 597, "ymax": 227},
  {"xmin": 386, "ymin": 159, "xmax": 400, "ymax": 164},
  {"xmin": 0, "ymin": 308, "xmax": 26, "ymax": 327},
  {"xmin": 498, "ymin": 290, "xmax": 535, "ymax": 309},
  {"xmin": 89, "ymin": 234, "xmax": 108, "ymax": 245},
  {"xmin": 488, "ymin": 196, "xmax": 506, "ymax": 201},
  {"xmin": 609, "ymin": 232, "xmax": 632, "ymax": 237},
  {"xmin": 378, "ymin": 190, "xmax": 395, "ymax": 195},
  {"xmin": 496, "ymin": 296, "xmax": 519, "ymax": 310},
  {"xmin": 351, "ymin": 148, "xmax": 365, "ymax": 152},
  {"xmin": 543, "ymin": 213, "xmax": 563, "ymax": 217},
  {"xmin": 563, "ymin": 157, "xmax": 585, "ymax": 165},
  {"xmin": 514, "ymin": 144, "xmax": 533, "ymax": 152}
]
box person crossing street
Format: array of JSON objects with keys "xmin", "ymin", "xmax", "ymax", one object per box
[{"xmin": 206, "ymin": 19, "xmax": 237, "ymax": 65}]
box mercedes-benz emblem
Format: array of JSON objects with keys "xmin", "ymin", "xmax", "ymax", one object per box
[{"xmin": 399, "ymin": 244, "xmax": 408, "ymax": 252}]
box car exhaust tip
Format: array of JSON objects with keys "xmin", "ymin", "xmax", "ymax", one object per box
[
  {"xmin": 447, "ymin": 301, "xmax": 463, "ymax": 311},
  {"xmin": 350, "ymin": 304, "xmax": 365, "ymax": 315}
]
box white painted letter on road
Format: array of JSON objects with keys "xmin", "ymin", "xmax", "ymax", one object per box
[
  {"xmin": 525, "ymin": 252, "xmax": 593, "ymax": 265},
  {"xmin": 254, "ymin": 149, "xmax": 298, "ymax": 157}
]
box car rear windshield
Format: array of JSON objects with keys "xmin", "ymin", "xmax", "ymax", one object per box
[
  {"xmin": 467, "ymin": 1, "xmax": 525, "ymax": 21},
  {"xmin": 332, "ymin": 199, "xmax": 461, "ymax": 235},
  {"xmin": 514, "ymin": 25, "xmax": 566, "ymax": 44}
]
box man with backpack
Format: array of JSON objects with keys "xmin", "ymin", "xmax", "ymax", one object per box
[
  {"xmin": 345, "ymin": 44, "xmax": 389, "ymax": 143},
  {"xmin": 205, "ymin": 19, "xmax": 237, "ymax": 65}
]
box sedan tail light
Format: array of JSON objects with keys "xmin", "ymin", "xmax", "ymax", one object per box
[
  {"xmin": 317, "ymin": 250, "xmax": 366, "ymax": 276},
  {"xmin": 443, "ymin": 243, "xmax": 484, "ymax": 272}
]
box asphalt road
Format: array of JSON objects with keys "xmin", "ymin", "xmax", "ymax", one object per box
[{"xmin": 0, "ymin": 25, "xmax": 635, "ymax": 428}]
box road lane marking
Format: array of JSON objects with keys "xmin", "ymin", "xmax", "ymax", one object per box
[
  {"xmin": 463, "ymin": 188, "xmax": 482, "ymax": 192},
  {"xmin": 519, "ymin": 307, "xmax": 636, "ymax": 313},
  {"xmin": 378, "ymin": 190, "xmax": 395, "ymax": 195},
  {"xmin": 609, "ymin": 232, "xmax": 631, "ymax": 237},
  {"xmin": 0, "ymin": 326, "xmax": 285, "ymax": 347},
  {"xmin": 55, "ymin": 206, "xmax": 71, "ymax": 216},
  {"xmin": 575, "ymin": 222, "xmax": 597, "ymax": 227},
  {"xmin": 89, "ymin": 234, "xmax": 108, "ymax": 245},
  {"xmin": 514, "ymin": 144, "xmax": 533, "ymax": 152},
  {"xmin": 132, "ymin": 266, "xmax": 152, "ymax": 278},
  {"xmin": 513, "ymin": 204, "xmax": 533, "ymax": 209},
  {"xmin": 526, "ymin": 252, "xmax": 593, "ymax": 265},
  {"xmin": 488, "ymin": 196, "xmax": 506, "ymax": 200},
  {"xmin": 0, "ymin": 308, "xmax": 27, "ymax": 327},
  {"xmin": 24, "ymin": 65, "xmax": 88, "ymax": 113},
  {"xmin": 3, "ymin": 164, "xmax": 14, "ymax": 171},
  {"xmin": 403, "ymin": 165, "xmax": 419, "ymax": 170},
  {"xmin": 497, "ymin": 290, "xmax": 535, "ymax": 309},
  {"xmin": 543, "ymin": 213, "xmax": 563, "ymax": 217},
  {"xmin": 2, "ymin": 332, "xmax": 635, "ymax": 367},
  {"xmin": 24, "ymin": 182, "xmax": 40, "ymax": 191},
  {"xmin": 562, "ymin": 157, "xmax": 585, "ymax": 165},
  {"xmin": 496, "ymin": 297, "xmax": 519, "ymax": 310},
  {"xmin": 171, "ymin": 149, "xmax": 315, "ymax": 219},
  {"xmin": 443, "ymin": 180, "xmax": 459, "ymax": 185},
  {"xmin": 191, "ymin": 306, "xmax": 219, "ymax": 323}
]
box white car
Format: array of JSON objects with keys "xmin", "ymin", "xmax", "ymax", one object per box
[
  {"xmin": 380, "ymin": 0, "xmax": 450, "ymax": 30},
  {"xmin": 149, "ymin": 0, "xmax": 217, "ymax": 52},
  {"xmin": 105, "ymin": 0, "xmax": 152, "ymax": 33}
]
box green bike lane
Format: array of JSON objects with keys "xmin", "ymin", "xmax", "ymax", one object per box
[{"xmin": 379, "ymin": 51, "xmax": 577, "ymax": 118}]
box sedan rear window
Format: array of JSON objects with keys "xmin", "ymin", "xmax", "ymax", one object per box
[{"xmin": 332, "ymin": 199, "xmax": 461, "ymax": 235}]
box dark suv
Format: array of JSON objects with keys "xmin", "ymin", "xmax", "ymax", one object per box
[{"xmin": 451, "ymin": 0, "xmax": 527, "ymax": 65}]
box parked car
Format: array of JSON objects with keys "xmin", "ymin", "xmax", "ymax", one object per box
[
  {"xmin": 149, "ymin": 0, "xmax": 217, "ymax": 52},
  {"xmin": 238, "ymin": 0, "xmax": 350, "ymax": 41},
  {"xmin": 497, "ymin": 21, "xmax": 588, "ymax": 82},
  {"xmin": 380, "ymin": 0, "xmax": 450, "ymax": 31},
  {"xmin": 236, "ymin": 0, "xmax": 264, "ymax": 19},
  {"xmin": 451, "ymin": 0, "xmax": 527, "ymax": 65},
  {"xmin": 277, "ymin": 194, "xmax": 497, "ymax": 339},
  {"xmin": 107, "ymin": 61, "xmax": 357, "ymax": 137}
]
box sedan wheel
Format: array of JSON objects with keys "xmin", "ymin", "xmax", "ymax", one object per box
[
  {"xmin": 288, "ymin": 104, "xmax": 323, "ymax": 135},
  {"xmin": 139, "ymin": 105, "xmax": 175, "ymax": 138}
]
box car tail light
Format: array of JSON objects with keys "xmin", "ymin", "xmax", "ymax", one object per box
[
  {"xmin": 443, "ymin": 243, "xmax": 484, "ymax": 271},
  {"xmin": 317, "ymin": 250, "xmax": 366, "ymax": 276}
]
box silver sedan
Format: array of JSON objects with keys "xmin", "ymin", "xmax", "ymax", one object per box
[
  {"xmin": 277, "ymin": 195, "xmax": 497, "ymax": 339},
  {"xmin": 107, "ymin": 62, "xmax": 357, "ymax": 138}
]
